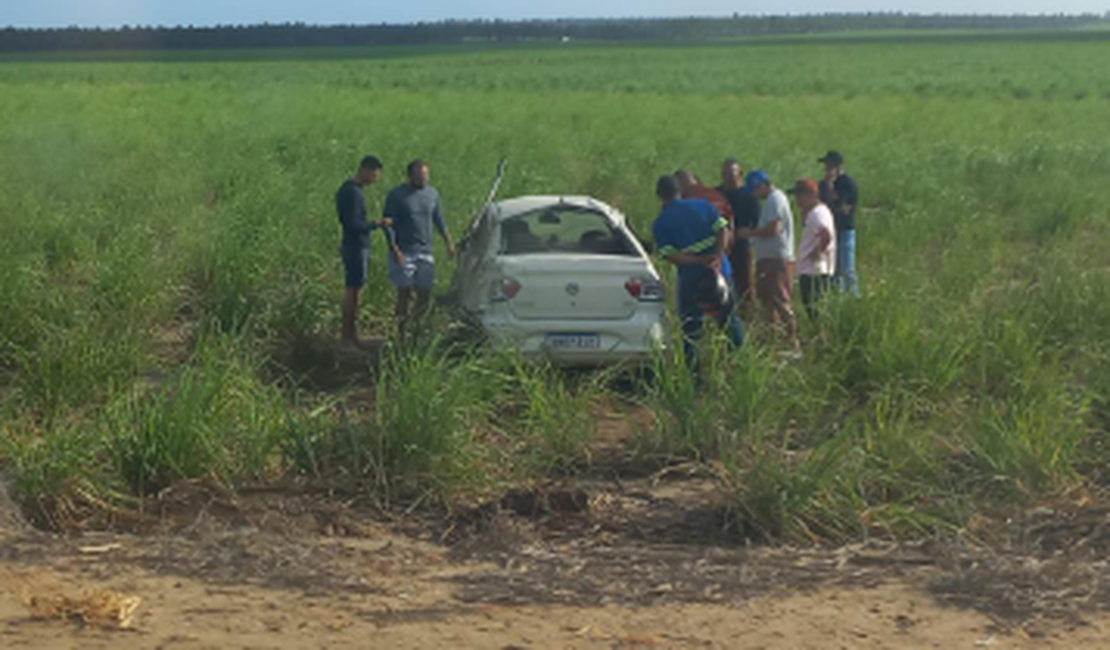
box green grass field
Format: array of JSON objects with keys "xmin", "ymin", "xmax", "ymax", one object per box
[{"xmin": 2, "ymin": 32, "xmax": 1109, "ymax": 540}]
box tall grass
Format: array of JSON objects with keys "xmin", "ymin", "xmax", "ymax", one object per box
[
  {"xmin": 1, "ymin": 332, "xmax": 292, "ymax": 526},
  {"xmin": 502, "ymin": 357, "xmax": 600, "ymax": 473},
  {"xmin": 105, "ymin": 333, "xmax": 288, "ymax": 497},
  {"xmin": 641, "ymin": 330, "xmax": 787, "ymax": 459},
  {"xmin": 0, "ymin": 418, "xmax": 110, "ymax": 529},
  {"xmin": 1, "ymin": 35, "xmax": 1109, "ymax": 538},
  {"xmin": 279, "ymin": 347, "xmax": 606, "ymax": 498},
  {"xmin": 368, "ymin": 340, "xmax": 495, "ymax": 498},
  {"xmin": 278, "ymin": 339, "xmax": 510, "ymax": 502},
  {"xmin": 816, "ymin": 290, "xmax": 969, "ymax": 398}
]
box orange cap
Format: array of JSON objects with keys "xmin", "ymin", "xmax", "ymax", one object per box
[{"xmin": 787, "ymin": 178, "xmax": 819, "ymax": 197}]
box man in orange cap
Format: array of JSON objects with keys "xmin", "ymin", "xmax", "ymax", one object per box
[{"xmin": 788, "ymin": 178, "xmax": 837, "ymax": 322}]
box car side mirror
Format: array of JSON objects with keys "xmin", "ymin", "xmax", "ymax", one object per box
[{"xmin": 640, "ymin": 239, "xmax": 655, "ymax": 255}]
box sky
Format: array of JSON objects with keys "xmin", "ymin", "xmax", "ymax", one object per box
[{"xmin": 2, "ymin": 0, "xmax": 1105, "ymax": 29}]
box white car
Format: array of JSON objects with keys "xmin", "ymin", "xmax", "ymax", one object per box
[{"xmin": 447, "ymin": 195, "xmax": 666, "ymax": 365}]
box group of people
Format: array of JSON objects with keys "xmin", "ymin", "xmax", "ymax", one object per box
[
  {"xmin": 334, "ymin": 150, "xmax": 859, "ymax": 363},
  {"xmin": 336, "ymin": 156, "xmax": 454, "ymax": 346},
  {"xmin": 653, "ymin": 151, "xmax": 859, "ymax": 363}
]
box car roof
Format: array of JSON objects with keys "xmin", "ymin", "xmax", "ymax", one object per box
[{"xmin": 488, "ymin": 196, "xmax": 625, "ymax": 224}]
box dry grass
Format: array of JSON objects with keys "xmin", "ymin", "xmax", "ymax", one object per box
[{"xmin": 1, "ymin": 568, "xmax": 141, "ymax": 629}]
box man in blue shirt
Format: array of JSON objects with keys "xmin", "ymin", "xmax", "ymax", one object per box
[
  {"xmin": 383, "ymin": 160, "xmax": 456, "ymax": 339},
  {"xmin": 652, "ymin": 175, "xmax": 744, "ymax": 372},
  {"xmin": 336, "ymin": 154, "xmax": 392, "ymax": 347}
]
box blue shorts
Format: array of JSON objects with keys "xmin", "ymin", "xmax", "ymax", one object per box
[
  {"xmin": 340, "ymin": 244, "xmax": 369, "ymax": 289},
  {"xmin": 388, "ymin": 252, "xmax": 435, "ymax": 290}
]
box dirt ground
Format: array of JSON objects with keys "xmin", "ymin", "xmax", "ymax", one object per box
[
  {"xmin": 3, "ymin": 456, "xmax": 1110, "ymax": 650},
  {"xmin": 3, "ymin": 395, "xmax": 1110, "ymax": 649}
]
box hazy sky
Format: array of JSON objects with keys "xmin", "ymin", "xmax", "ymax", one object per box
[{"xmin": 2, "ymin": 0, "xmax": 1104, "ymax": 28}]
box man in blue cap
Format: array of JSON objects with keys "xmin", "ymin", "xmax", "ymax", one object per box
[
  {"xmin": 736, "ymin": 169, "xmax": 799, "ymax": 350},
  {"xmin": 652, "ymin": 174, "xmax": 744, "ymax": 374}
]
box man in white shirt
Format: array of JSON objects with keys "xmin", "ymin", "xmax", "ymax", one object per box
[
  {"xmin": 789, "ymin": 178, "xmax": 837, "ymax": 322},
  {"xmin": 735, "ymin": 169, "xmax": 798, "ymax": 347}
]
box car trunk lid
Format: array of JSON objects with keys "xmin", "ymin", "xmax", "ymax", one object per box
[{"xmin": 496, "ymin": 255, "xmax": 655, "ymax": 321}]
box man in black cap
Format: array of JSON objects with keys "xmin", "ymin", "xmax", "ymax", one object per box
[{"xmin": 818, "ymin": 150, "xmax": 860, "ymax": 297}]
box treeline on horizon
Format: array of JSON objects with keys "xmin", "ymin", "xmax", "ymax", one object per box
[{"xmin": 2, "ymin": 13, "xmax": 1108, "ymax": 52}]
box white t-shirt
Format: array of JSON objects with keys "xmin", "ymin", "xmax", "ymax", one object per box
[
  {"xmin": 752, "ymin": 188, "xmax": 795, "ymax": 262},
  {"xmin": 797, "ymin": 203, "xmax": 837, "ymax": 276}
]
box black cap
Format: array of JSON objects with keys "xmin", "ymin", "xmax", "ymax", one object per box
[{"xmin": 817, "ymin": 150, "xmax": 844, "ymax": 165}]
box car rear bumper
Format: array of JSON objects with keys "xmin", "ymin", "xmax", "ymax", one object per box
[{"xmin": 479, "ymin": 306, "xmax": 666, "ymax": 365}]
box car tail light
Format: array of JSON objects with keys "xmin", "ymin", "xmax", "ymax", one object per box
[
  {"xmin": 490, "ymin": 277, "xmax": 522, "ymax": 302},
  {"xmin": 625, "ymin": 277, "xmax": 663, "ymax": 302}
]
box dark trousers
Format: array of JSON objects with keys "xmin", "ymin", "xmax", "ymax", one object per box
[
  {"xmin": 728, "ymin": 240, "xmax": 753, "ymax": 308},
  {"xmin": 678, "ymin": 277, "xmax": 744, "ymax": 375},
  {"xmin": 799, "ymin": 274, "xmax": 833, "ymax": 322}
]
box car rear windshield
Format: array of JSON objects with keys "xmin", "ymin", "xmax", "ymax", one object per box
[{"xmin": 499, "ymin": 207, "xmax": 639, "ymax": 256}]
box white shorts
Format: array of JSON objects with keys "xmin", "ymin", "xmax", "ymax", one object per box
[{"xmin": 388, "ymin": 252, "xmax": 435, "ymax": 290}]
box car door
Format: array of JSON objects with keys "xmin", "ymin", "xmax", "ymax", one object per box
[{"xmin": 451, "ymin": 206, "xmax": 498, "ymax": 310}]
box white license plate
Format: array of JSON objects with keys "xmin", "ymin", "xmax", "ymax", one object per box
[{"xmin": 544, "ymin": 333, "xmax": 601, "ymax": 350}]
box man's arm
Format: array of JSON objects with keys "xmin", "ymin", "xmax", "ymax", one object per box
[
  {"xmin": 736, "ymin": 219, "xmax": 780, "ymax": 240},
  {"xmin": 338, "ymin": 185, "xmax": 372, "ymax": 235},
  {"xmin": 708, "ymin": 214, "xmax": 728, "ymax": 272},
  {"xmin": 664, "ymin": 250, "xmax": 716, "ymax": 266},
  {"xmin": 363, "ymin": 193, "xmax": 390, "ymax": 231},
  {"xmin": 708, "ymin": 225, "xmax": 727, "ymax": 273},
  {"xmin": 721, "ymin": 214, "xmax": 733, "ymax": 252},
  {"xmin": 381, "ymin": 191, "xmax": 405, "ymax": 264},
  {"xmin": 433, "ymin": 198, "xmax": 455, "ymax": 256},
  {"xmin": 715, "ymin": 195, "xmax": 734, "ymax": 251},
  {"xmin": 662, "ymin": 223, "xmax": 728, "ymax": 272},
  {"xmin": 380, "ymin": 226, "xmax": 404, "ymax": 264},
  {"xmin": 810, "ymin": 228, "xmax": 832, "ymax": 261},
  {"xmin": 835, "ymin": 176, "xmax": 858, "ymax": 217}
]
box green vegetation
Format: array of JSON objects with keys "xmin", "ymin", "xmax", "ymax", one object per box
[
  {"xmin": 3, "ymin": 15, "xmax": 1104, "ymax": 58},
  {"xmin": 1, "ymin": 33, "xmax": 1108, "ymax": 542}
]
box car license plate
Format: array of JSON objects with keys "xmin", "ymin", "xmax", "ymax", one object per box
[{"xmin": 544, "ymin": 333, "xmax": 601, "ymax": 350}]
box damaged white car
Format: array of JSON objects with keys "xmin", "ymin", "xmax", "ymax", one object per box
[{"xmin": 447, "ymin": 193, "xmax": 666, "ymax": 365}]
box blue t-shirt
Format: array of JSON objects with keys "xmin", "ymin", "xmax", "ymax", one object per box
[
  {"xmin": 383, "ymin": 183, "xmax": 447, "ymax": 256},
  {"xmin": 652, "ymin": 198, "xmax": 732, "ymax": 288}
]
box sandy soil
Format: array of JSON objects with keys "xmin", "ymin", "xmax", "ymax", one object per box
[
  {"xmin": 3, "ymin": 467, "xmax": 1110, "ymax": 650},
  {"xmin": 4, "ymin": 394, "xmax": 1110, "ymax": 648},
  {"xmin": 7, "ymin": 568, "xmax": 1105, "ymax": 650}
]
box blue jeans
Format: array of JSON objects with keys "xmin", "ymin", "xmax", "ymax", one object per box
[
  {"xmin": 678, "ymin": 277, "xmax": 744, "ymax": 374},
  {"xmin": 836, "ymin": 229, "xmax": 860, "ymax": 297}
]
